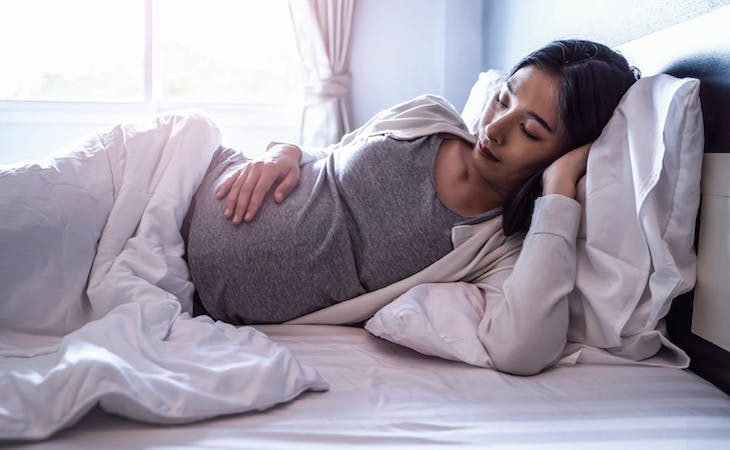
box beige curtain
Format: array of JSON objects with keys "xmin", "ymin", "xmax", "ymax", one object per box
[{"xmin": 289, "ymin": 0, "xmax": 355, "ymax": 146}]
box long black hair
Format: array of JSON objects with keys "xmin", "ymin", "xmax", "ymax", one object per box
[{"xmin": 501, "ymin": 39, "xmax": 640, "ymax": 236}]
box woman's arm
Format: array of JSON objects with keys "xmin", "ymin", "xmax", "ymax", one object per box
[
  {"xmin": 478, "ymin": 194, "xmax": 581, "ymax": 375},
  {"xmin": 477, "ymin": 144, "xmax": 589, "ymax": 375}
]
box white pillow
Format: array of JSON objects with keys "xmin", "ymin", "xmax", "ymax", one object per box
[
  {"xmin": 460, "ymin": 69, "xmax": 504, "ymax": 135},
  {"xmin": 365, "ymin": 283, "xmax": 491, "ymax": 367},
  {"xmin": 366, "ymin": 74, "xmax": 704, "ymax": 367}
]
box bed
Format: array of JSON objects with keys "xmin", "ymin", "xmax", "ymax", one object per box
[
  {"xmin": 3, "ymin": 6, "xmax": 730, "ymax": 450},
  {"xmin": 3, "ymin": 325, "xmax": 728, "ymax": 449}
]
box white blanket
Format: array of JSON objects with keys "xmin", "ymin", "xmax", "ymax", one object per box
[{"xmin": 0, "ymin": 113, "xmax": 328, "ymax": 440}]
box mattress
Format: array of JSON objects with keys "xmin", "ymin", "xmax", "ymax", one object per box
[{"xmin": 7, "ymin": 324, "xmax": 730, "ymax": 449}]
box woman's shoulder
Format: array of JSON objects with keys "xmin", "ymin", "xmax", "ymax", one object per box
[
  {"xmin": 371, "ymin": 96, "xmax": 474, "ymax": 143},
  {"xmin": 333, "ymin": 95, "xmax": 475, "ymax": 158},
  {"xmin": 386, "ymin": 94, "xmax": 464, "ymax": 120}
]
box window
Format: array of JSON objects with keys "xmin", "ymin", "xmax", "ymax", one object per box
[
  {"xmin": 0, "ymin": 0, "xmax": 145, "ymax": 101},
  {"xmin": 0, "ymin": 0, "xmax": 304, "ymax": 164},
  {"xmin": 0, "ymin": 0, "xmax": 302, "ymax": 104},
  {"xmin": 157, "ymin": 0, "xmax": 302, "ymax": 104}
]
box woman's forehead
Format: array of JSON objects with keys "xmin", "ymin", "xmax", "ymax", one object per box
[{"xmin": 507, "ymin": 66, "xmax": 561, "ymax": 132}]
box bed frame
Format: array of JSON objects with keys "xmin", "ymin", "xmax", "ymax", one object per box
[{"xmin": 618, "ymin": 4, "xmax": 730, "ymax": 395}]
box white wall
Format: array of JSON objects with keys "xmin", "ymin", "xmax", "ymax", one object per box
[
  {"xmin": 481, "ymin": 0, "xmax": 730, "ymax": 72},
  {"xmin": 349, "ymin": 0, "xmax": 482, "ymax": 127}
]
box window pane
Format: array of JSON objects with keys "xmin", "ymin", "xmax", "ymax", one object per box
[
  {"xmin": 0, "ymin": 0, "xmax": 145, "ymax": 101},
  {"xmin": 157, "ymin": 0, "xmax": 303, "ymax": 104}
]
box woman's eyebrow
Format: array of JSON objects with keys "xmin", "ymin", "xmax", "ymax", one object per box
[{"xmin": 506, "ymin": 80, "xmax": 555, "ymax": 133}]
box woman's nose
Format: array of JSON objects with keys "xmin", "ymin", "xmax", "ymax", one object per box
[{"xmin": 484, "ymin": 114, "xmax": 508, "ymax": 145}]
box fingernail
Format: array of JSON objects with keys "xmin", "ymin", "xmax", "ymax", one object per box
[
  {"xmin": 244, "ymin": 213, "xmax": 252, "ymax": 222},
  {"xmin": 224, "ymin": 208, "xmax": 230, "ymax": 216},
  {"xmin": 233, "ymin": 214, "xmax": 241, "ymax": 222}
]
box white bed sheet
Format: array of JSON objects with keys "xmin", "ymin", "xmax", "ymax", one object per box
[{"xmin": 6, "ymin": 325, "xmax": 730, "ymax": 449}]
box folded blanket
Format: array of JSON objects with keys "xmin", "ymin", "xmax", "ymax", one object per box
[{"xmin": 0, "ymin": 112, "xmax": 327, "ymax": 440}]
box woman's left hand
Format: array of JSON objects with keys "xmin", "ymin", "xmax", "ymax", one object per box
[
  {"xmin": 542, "ymin": 143, "xmax": 591, "ymax": 199},
  {"xmin": 216, "ymin": 144, "xmax": 301, "ymax": 224}
]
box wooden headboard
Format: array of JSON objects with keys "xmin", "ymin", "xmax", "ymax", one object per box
[{"xmin": 617, "ymin": 5, "xmax": 730, "ymax": 394}]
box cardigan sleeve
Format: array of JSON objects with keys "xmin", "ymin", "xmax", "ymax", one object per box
[{"xmin": 477, "ymin": 194, "xmax": 582, "ymax": 375}]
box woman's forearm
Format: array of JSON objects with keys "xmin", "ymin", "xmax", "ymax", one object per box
[{"xmin": 478, "ymin": 194, "xmax": 582, "ymax": 375}]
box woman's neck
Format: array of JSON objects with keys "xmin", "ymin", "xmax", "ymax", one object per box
[{"xmin": 434, "ymin": 137, "xmax": 505, "ymax": 217}]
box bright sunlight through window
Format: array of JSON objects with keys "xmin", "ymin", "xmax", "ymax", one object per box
[
  {"xmin": 0, "ymin": 0, "xmax": 303, "ymax": 105},
  {"xmin": 0, "ymin": 0, "xmax": 145, "ymax": 101}
]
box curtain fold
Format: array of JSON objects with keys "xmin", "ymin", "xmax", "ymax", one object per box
[{"xmin": 289, "ymin": 0, "xmax": 355, "ymax": 147}]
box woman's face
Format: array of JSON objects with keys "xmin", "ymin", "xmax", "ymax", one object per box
[{"xmin": 472, "ymin": 65, "xmax": 565, "ymax": 196}]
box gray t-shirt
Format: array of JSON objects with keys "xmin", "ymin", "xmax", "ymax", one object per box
[{"xmin": 183, "ymin": 134, "xmax": 495, "ymax": 324}]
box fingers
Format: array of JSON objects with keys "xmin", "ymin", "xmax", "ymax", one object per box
[
  {"xmin": 239, "ymin": 168, "xmax": 278, "ymax": 223},
  {"xmin": 224, "ymin": 168, "xmax": 255, "ymax": 224},
  {"xmin": 555, "ymin": 143, "xmax": 591, "ymax": 174},
  {"xmin": 571, "ymin": 143, "xmax": 592, "ymax": 178},
  {"xmin": 216, "ymin": 148, "xmax": 302, "ymax": 224},
  {"xmin": 574, "ymin": 142, "xmax": 592, "ymax": 153},
  {"xmin": 274, "ymin": 168, "xmax": 300, "ymax": 203},
  {"xmin": 219, "ymin": 169, "xmax": 246, "ymax": 219},
  {"xmin": 216, "ymin": 169, "xmax": 240, "ymax": 200},
  {"xmin": 542, "ymin": 143, "xmax": 593, "ymax": 198},
  {"xmin": 222, "ymin": 163, "xmax": 284, "ymax": 224},
  {"xmin": 233, "ymin": 170, "xmax": 260, "ymax": 224},
  {"xmin": 574, "ymin": 142, "xmax": 591, "ymax": 163}
]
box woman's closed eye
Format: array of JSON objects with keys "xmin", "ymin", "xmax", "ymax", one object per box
[
  {"xmin": 494, "ymin": 93, "xmax": 507, "ymax": 109},
  {"xmin": 520, "ymin": 123, "xmax": 539, "ymax": 140},
  {"xmin": 494, "ymin": 93, "xmax": 540, "ymax": 141}
]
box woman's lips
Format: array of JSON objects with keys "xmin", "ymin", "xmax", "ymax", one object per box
[{"xmin": 478, "ymin": 140, "xmax": 499, "ymax": 162}]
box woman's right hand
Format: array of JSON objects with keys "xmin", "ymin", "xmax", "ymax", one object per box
[
  {"xmin": 542, "ymin": 143, "xmax": 591, "ymax": 200},
  {"xmin": 216, "ymin": 143, "xmax": 302, "ymax": 224}
]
